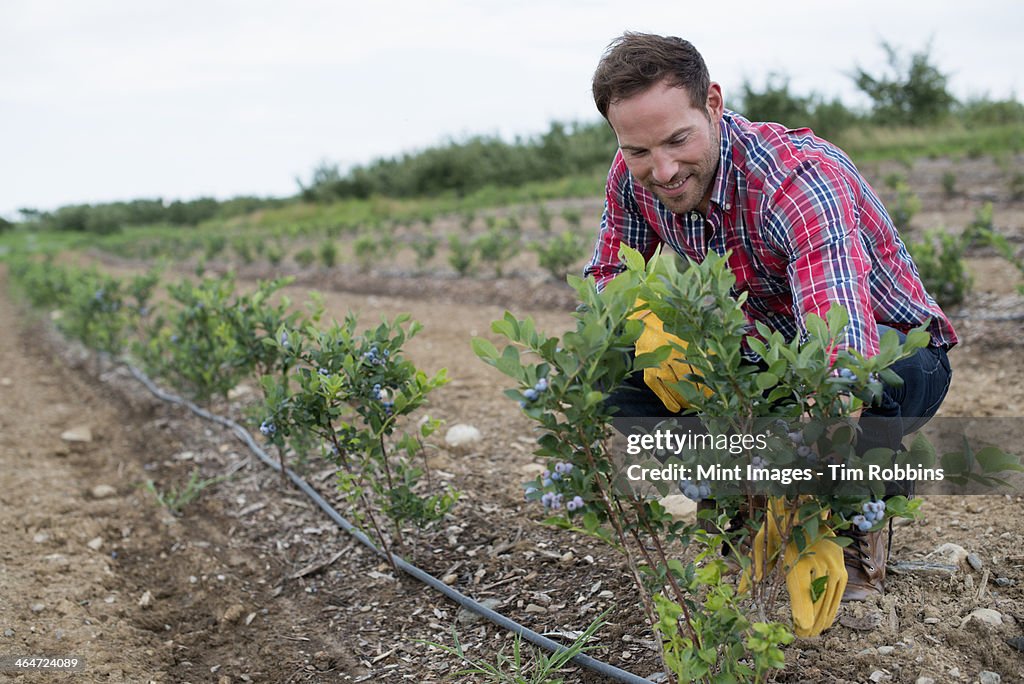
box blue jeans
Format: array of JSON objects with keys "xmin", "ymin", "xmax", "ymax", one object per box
[{"xmin": 856, "ymin": 327, "xmax": 953, "ymax": 471}]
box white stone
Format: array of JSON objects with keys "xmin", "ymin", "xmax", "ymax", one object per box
[
  {"xmin": 979, "ymin": 671, "xmax": 1001, "ymax": 684},
  {"xmin": 444, "ymin": 424, "xmax": 482, "ymax": 447},
  {"xmin": 90, "ymin": 485, "xmax": 117, "ymax": 499},
  {"xmin": 86, "ymin": 537, "xmax": 104, "ymax": 551},
  {"xmin": 61, "ymin": 426, "xmax": 93, "ymax": 443},
  {"xmin": 928, "ymin": 542, "xmax": 969, "ymax": 565},
  {"xmin": 658, "ymin": 494, "xmax": 698, "ymax": 521},
  {"xmin": 965, "ymin": 608, "xmax": 1003, "ymax": 627}
]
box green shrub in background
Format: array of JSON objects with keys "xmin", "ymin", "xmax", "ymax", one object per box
[
  {"xmin": 409, "ymin": 235, "xmax": 440, "ymax": 272},
  {"xmin": 294, "ymin": 248, "xmax": 316, "ymax": 269},
  {"xmin": 447, "ymin": 234, "xmax": 476, "ymax": 276},
  {"xmin": 883, "ymin": 174, "xmax": 921, "ymax": 233},
  {"xmin": 353, "ymin": 233, "xmax": 381, "ymax": 273},
  {"xmin": 906, "ymin": 229, "xmax": 972, "ymax": 307},
  {"xmin": 530, "ymin": 231, "xmax": 587, "ymax": 281},
  {"xmin": 319, "ymin": 240, "xmax": 338, "ymax": 268},
  {"xmin": 474, "ymin": 226, "xmax": 519, "ymax": 277}
]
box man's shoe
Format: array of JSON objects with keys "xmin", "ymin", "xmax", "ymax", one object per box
[{"xmin": 841, "ymin": 527, "xmax": 888, "ymax": 601}]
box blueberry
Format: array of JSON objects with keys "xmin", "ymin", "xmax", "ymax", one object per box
[
  {"xmin": 857, "ymin": 519, "xmax": 873, "ymax": 532},
  {"xmin": 259, "ymin": 420, "xmax": 276, "ymax": 436},
  {"xmin": 523, "ymin": 388, "xmax": 538, "ymax": 401},
  {"xmin": 318, "ymin": 368, "xmax": 329, "ymax": 376},
  {"xmin": 796, "ymin": 445, "xmax": 812, "ymax": 458},
  {"xmin": 551, "ymin": 471, "xmax": 561, "ymax": 481},
  {"xmin": 279, "ymin": 331, "xmax": 290, "ymax": 347},
  {"xmin": 534, "ymin": 378, "xmax": 548, "ymax": 392},
  {"xmin": 839, "ymin": 368, "xmax": 856, "ymax": 380}
]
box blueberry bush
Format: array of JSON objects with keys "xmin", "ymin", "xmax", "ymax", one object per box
[{"xmin": 473, "ymin": 246, "xmax": 951, "ymax": 682}]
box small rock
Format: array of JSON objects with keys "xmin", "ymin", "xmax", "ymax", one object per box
[
  {"xmin": 658, "ymin": 494, "xmax": 697, "ymax": 521},
  {"xmin": 525, "ymin": 603, "xmax": 547, "ymax": 614},
  {"xmin": 994, "ymin": 577, "xmax": 1015, "ymax": 588},
  {"xmin": 840, "ymin": 611, "xmax": 884, "ymax": 631},
  {"xmin": 923, "ymin": 617, "xmax": 940, "ymax": 625},
  {"xmin": 967, "ymin": 553, "xmax": 984, "ymax": 571},
  {"xmin": 928, "ymin": 542, "xmax": 968, "ymax": 565},
  {"xmin": 915, "ymin": 678, "xmax": 935, "ymax": 684},
  {"xmin": 444, "ymin": 424, "xmax": 482, "ymax": 448},
  {"xmin": 0, "ymin": 377, "xmax": 12, "ymax": 386},
  {"xmin": 222, "ymin": 604, "xmax": 245, "ymax": 624},
  {"xmin": 457, "ymin": 598, "xmax": 501, "ymax": 625},
  {"xmin": 962, "ymin": 608, "xmax": 1003, "ymax": 627},
  {"xmin": 979, "ymin": 671, "xmax": 1001, "ymax": 684},
  {"xmin": 32, "ymin": 532, "xmax": 50, "ymax": 544},
  {"xmin": 228, "ymin": 384, "xmax": 253, "ymax": 399},
  {"xmin": 441, "ymin": 573, "xmax": 458, "ymax": 585},
  {"xmin": 869, "ymin": 669, "xmax": 889, "ymax": 682},
  {"xmin": 60, "ymin": 426, "xmax": 93, "ymax": 443},
  {"xmin": 3, "ymin": 628, "xmax": 14, "ymax": 637},
  {"xmin": 888, "ymin": 560, "xmax": 957, "ymax": 577},
  {"xmin": 90, "ymin": 484, "xmax": 117, "ymax": 499},
  {"xmin": 86, "ymin": 537, "xmax": 104, "ymax": 551},
  {"xmin": 138, "ymin": 591, "xmax": 153, "ymax": 608},
  {"xmin": 877, "ymin": 646, "xmax": 895, "ymax": 656},
  {"xmin": 30, "ymin": 603, "xmax": 45, "ymax": 613},
  {"xmin": 1005, "ymin": 636, "xmax": 1024, "ymax": 652}
]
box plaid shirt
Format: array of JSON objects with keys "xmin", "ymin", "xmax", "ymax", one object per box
[{"xmin": 585, "ymin": 110, "xmax": 958, "ymax": 358}]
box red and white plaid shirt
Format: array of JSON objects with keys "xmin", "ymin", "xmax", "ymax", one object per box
[{"xmin": 585, "ymin": 110, "xmax": 958, "ymax": 358}]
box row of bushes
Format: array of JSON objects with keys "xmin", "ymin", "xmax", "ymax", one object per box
[{"xmin": 6, "ymin": 259, "xmax": 456, "ymax": 563}]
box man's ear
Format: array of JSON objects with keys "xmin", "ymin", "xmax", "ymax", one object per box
[{"xmin": 706, "ymin": 82, "xmax": 724, "ymax": 122}]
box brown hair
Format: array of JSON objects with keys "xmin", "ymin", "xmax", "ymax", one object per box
[{"xmin": 592, "ymin": 32, "xmax": 710, "ymax": 119}]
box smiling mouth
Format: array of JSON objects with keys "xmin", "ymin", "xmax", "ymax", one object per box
[{"xmin": 656, "ymin": 175, "xmax": 689, "ymax": 192}]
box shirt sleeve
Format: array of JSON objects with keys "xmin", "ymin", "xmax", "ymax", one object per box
[
  {"xmin": 583, "ymin": 152, "xmax": 662, "ymax": 290},
  {"xmin": 763, "ymin": 159, "xmax": 879, "ymax": 357}
]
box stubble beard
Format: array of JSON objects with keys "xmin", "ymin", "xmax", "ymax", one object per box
[{"xmin": 648, "ymin": 123, "xmax": 720, "ymax": 215}]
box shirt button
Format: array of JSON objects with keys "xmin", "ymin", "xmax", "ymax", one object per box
[
  {"xmin": 725, "ymin": 203, "xmax": 732, "ymax": 210},
  {"xmin": 690, "ymin": 211, "xmax": 700, "ymax": 221}
]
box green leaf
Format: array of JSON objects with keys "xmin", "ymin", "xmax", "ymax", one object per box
[
  {"xmin": 755, "ymin": 372, "xmax": 779, "ymax": 391},
  {"xmin": 810, "ymin": 575, "xmax": 829, "ymax": 603},
  {"xmin": 975, "ymin": 446, "xmax": 1024, "ymax": 473},
  {"xmin": 470, "ymin": 336, "xmax": 498, "ymax": 362}
]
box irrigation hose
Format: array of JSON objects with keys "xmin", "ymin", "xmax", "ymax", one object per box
[{"xmin": 126, "ymin": 365, "xmax": 656, "ymax": 684}]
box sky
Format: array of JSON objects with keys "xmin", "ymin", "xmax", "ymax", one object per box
[{"xmin": 2, "ymin": 0, "xmax": 1022, "ymax": 220}]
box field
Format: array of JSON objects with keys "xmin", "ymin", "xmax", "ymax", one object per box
[{"xmin": 2, "ymin": 153, "xmax": 1023, "ymax": 684}]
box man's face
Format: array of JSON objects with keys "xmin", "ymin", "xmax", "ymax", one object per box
[{"xmin": 607, "ymin": 79, "xmax": 723, "ymax": 215}]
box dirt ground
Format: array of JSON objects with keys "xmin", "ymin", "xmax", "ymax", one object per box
[{"xmin": 2, "ymin": 155, "xmax": 1023, "ymax": 683}]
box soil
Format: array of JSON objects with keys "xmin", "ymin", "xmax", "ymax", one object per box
[{"xmin": 2, "ymin": 154, "xmax": 1023, "ymax": 684}]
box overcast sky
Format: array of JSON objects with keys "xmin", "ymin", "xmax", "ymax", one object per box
[{"xmin": 3, "ymin": 0, "xmax": 1022, "ymax": 219}]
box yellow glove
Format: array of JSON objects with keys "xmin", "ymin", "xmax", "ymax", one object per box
[
  {"xmin": 629, "ymin": 302, "xmax": 710, "ymax": 413},
  {"xmin": 741, "ymin": 498, "xmax": 848, "ymax": 637}
]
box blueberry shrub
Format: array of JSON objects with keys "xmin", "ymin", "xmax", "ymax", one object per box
[{"xmin": 474, "ymin": 246, "xmax": 942, "ymax": 683}]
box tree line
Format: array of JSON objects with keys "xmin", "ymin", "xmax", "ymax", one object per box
[{"xmin": 9, "ymin": 42, "xmax": 1023, "ymax": 235}]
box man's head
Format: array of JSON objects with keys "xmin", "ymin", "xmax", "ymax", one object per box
[{"xmin": 592, "ymin": 32, "xmax": 723, "ymax": 215}]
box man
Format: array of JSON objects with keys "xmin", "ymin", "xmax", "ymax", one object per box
[{"xmin": 584, "ymin": 32, "xmax": 956, "ymax": 601}]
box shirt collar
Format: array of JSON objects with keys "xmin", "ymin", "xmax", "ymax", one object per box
[{"xmin": 709, "ymin": 111, "xmax": 736, "ymax": 212}]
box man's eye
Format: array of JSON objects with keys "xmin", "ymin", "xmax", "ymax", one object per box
[{"xmin": 626, "ymin": 149, "xmax": 647, "ymax": 157}]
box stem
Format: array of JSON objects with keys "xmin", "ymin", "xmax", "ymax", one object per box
[
  {"xmin": 578, "ymin": 433, "xmax": 677, "ymax": 684},
  {"xmin": 328, "ymin": 428, "xmax": 398, "ymax": 571},
  {"xmin": 378, "ymin": 433, "xmax": 404, "ymax": 546}
]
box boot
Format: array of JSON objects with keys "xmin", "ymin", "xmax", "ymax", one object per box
[{"xmin": 841, "ymin": 526, "xmax": 888, "ymax": 601}]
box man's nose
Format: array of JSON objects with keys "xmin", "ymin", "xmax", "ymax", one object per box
[{"xmin": 650, "ymin": 149, "xmax": 677, "ymax": 184}]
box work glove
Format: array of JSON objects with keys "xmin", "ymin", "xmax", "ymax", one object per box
[
  {"xmin": 629, "ymin": 302, "xmax": 709, "ymax": 413},
  {"xmin": 741, "ymin": 498, "xmax": 848, "ymax": 637}
]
